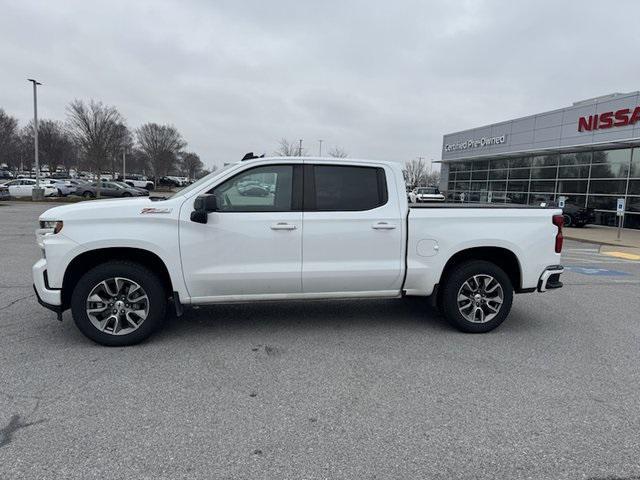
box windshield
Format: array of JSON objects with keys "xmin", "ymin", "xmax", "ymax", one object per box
[{"xmin": 169, "ymin": 163, "xmax": 238, "ymax": 199}]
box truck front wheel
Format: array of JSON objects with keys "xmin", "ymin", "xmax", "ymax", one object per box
[
  {"xmin": 441, "ymin": 260, "xmax": 513, "ymax": 333},
  {"xmin": 70, "ymin": 261, "xmax": 167, "ymax": 346}
]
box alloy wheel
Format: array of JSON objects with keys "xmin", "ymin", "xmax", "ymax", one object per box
[
  {"xmin": 86, "ymin": 277, "xmax": 149, "ymax": 335},
  {"xmin": 456, "ymin": 274, "xmax": 504, "ymax": 324}
]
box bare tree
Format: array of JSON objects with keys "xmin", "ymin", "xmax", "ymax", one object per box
[
  {"xmin": 328, "ymin": 146, "xmax": 348, "ymax": 158},
  {"xmin": 107, "ymin": 123, "xmax": 133, "ymax": 179},
  {"xmin": 180, "ymin": 152, "xmax": 203, "ymax": 180},
  {"xmin": 0, "ymin": 108, "xmax": 20, "ymax": 170},
  {"xmin": 403, "ymin": 158, "xmax": 430, "ymax": 188},
  {"xmin": 136, "ymin": 123, "xmax": 186, "ymax": 177},
  {"xmin": 22, "ymin": 119, "xmax": 78, "ymax": 173},
  {"xmin": 66, "ymin": 99, "xmax": 124, "ymax": 197},
  {"xmin": 274, "ymin": 138, "xmax": 306, "ymax": 157},
  {"xmin": 404, "ymin": 159, "xmax": 439, "ymax": 188},
  {"xmin": 196, "ymin": 164, "xmax": 217, "ymax": 179}
]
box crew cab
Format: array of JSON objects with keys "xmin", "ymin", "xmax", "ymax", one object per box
[{"xmin": 33, "ymin": 157, "xmax": 564, "ymax": 346}]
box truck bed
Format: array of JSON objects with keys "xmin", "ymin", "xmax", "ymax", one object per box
[{"xmin": 410, "ymin": 203, "xmax": 552, "ymax": 209}]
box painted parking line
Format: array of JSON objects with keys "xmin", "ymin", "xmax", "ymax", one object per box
[
  {"xmin": 602, "ymin": 251, "xmax": 640, "ymax": 261},
  {"xmin": 564, "ymin": 266, "xmax": 632, "ymax": 276}
]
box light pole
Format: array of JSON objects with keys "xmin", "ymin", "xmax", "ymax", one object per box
[
  {"xmin": 318, "ymin": 139, "xmax": 323, "ymax": 157},
  {"xmin": 298, "ymin": 139, "xmax": 303, "ymax": 157},
  {"xmin": 27, "ymin": 78, "xmax": 43, "ymax": 200},
  {"xmin": 122, "ymin": 147, "xmax": 126, "ymax": 182}
]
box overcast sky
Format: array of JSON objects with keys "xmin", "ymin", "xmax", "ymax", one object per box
[{"xmin": 1, "ymin": 0, "xmax": 639, "ymax": 169}]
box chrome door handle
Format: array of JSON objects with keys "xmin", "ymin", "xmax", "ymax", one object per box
[
  {"xmin": 271, "ymin": 222, "xmax": 297, "ymax": 230},
  {"xmin": 372, "ymin": 222, "xmax": 396, "ymax": 230}
]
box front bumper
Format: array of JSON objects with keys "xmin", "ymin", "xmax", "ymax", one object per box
[
  {"xmin": 33, "ymin": 258, "xmax": 62, "ymax": 307},
  {"xmin": 537, "ymin": 265, "xmax": 564, "ymax": 292}
]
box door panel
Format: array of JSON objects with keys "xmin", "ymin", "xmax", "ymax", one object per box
[
  {"xmin": 180, "ymin": 211, "xmax": 302, "ymax": 298},
  {"xmin": 180, "ymin": 163, "xmax": 303, "ymax": 300},
  {"xmin": 302, "ymin": 164, "xmax": 404, "ymax": 293}
]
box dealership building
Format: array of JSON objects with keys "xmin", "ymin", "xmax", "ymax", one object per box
[{"xmin": 439, "ymin": 92, "xmax": 640, "ymax": 229}]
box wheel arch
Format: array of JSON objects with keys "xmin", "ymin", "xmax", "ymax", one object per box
[
  {"xmin": 61, "ymin": 247, "xmax": 174, "ymax": 309},
  {"xmin": 438, "ymin": 246, "xmax": 522, "ymax": 293}
]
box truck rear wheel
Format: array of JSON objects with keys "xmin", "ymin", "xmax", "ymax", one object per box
[
  {"xmin": 441, "ymin": 260, "xmax": 513, "ymax": 333},
  {"xmin": 70, "ymin": 261, "xmax": 167, "ymax": 346}
]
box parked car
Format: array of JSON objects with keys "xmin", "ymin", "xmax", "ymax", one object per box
[
  {"xmin": 113, "ymin": 181, "xmax": 149, "ymax": 195},
  {"xmin": 50, "ymin": 172, "xmax": 69, "ymax": 179},
  {"xmin": 78, "ymin": 181, "xmax": 149, "ymax": 198},
  {"xmin": 4, "ymin": 179, "xmax": 57, "ymax": 197},
  {"xmin": 41, "ymin": 179, "xmax": 75, "ymax": 196},
  {"xmin": 158, "ymin": 176, "xmax": 189, "ymax": 188},
  {"xmin": 545, "ymin": 200, "xmax": 595, "ymax": 228},
  {"xmin": 33, "ymin": 157, "xmax": 564, "ymax": 346},
  {"xmin": 119, "ymin": 174, "xmax": 155, "ymax": 190},
  {"xmin": 414, "ymin": 186, "xmax": 445, "ymax": 202},
  {"xmin": 0, "ymin": 170, "xmax": 14, "ymax": 180}
]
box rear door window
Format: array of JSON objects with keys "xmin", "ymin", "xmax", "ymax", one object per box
[{"xmin": 308, "ymin": 165, "xmax": 387, "ymax": 211}]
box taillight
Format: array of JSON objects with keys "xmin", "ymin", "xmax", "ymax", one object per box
[{"xmin": 552, "ymin": 214, "xmax": 563, "ymax": 253}]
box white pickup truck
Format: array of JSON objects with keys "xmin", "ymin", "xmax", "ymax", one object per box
[{"xmin": 33, "ymin": 157, "xmax": 565, "ymax": 346}]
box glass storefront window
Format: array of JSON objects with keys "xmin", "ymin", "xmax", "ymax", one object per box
[
  {"xmin": 627, "ymin": 197, "xmax": 640, "ymax": 213},
  {"xmin": 558, "ymin": 165, "xmax": 590, "ymax": 178},
  {"xmin": 631, "ymin": 148, "xmax": 640, "ymax": 178},
  {"xmin": 560, "ymin": 152, "xmax": 591, "ymax": 166},
  {"xmin": 533, "ymin": 155, "xmax": 559, "ymax": 167},
  {"xmin": 488, "ymin": 169, "xmax": 507, "ymax": 180},
  {"xmin": 530, "ymin": 181, "xmax": 555, "ymax": 192},
  {"xmin": 531, "ymin": 167, "xmax": 557, "ymax": 179},
  {"xmin": 587, "ymin": 196, "xmax": 618, "ymax": 210},
  {"xmin": 529, "ymin": 193, "xmax": 553, "ymax": 205},
  {"xmin": 557, "ymin": 180, "xmax": 588, "ymax": 194},
  {"xmin": 488, "ymin": 181, "xmax": 506, "ymax": 192},
  {"xmin": 561, "ymin": 195, "xmax": 587, "ymax": 208},
  {"xmin": 507, "ymin": 192, "xmax": 527, "ymax": 204},
  {"xmin": 589, "ymin": 179, "xmax": 627, "ymax": 195},
  {"xmin": 509, "ymin": 157, "xmax": 532, "ymax": 168},
  {"xmin": 509, "ymin": 168, "xmax": 530, "ymax": 179},
  {"xmin": 442, "ymin": 146, "xmax": 640, "ymax": 229},
  {"xmin": 507, "ymin": 180, "xmax": 528, "ymax": 192},
  {"xmin": 624, "ymin": 214, "xmax": 640, "ymax": 229},
  {"xmin": 590, "ymin": 149, "xmax": 631, "ymax": 178},
  {"xmin": 489, "ymin": 159, "xmax": 509, "ymax": 170}
]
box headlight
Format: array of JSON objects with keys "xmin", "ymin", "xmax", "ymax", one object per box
[{"xmin": 39, "ymin": 220, "xmax": 64, "ymax": 234}]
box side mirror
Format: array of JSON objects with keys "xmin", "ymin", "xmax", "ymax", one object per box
[{"xmin": 190, "ymin": 194, "xmax": 217, "ymax": 224}]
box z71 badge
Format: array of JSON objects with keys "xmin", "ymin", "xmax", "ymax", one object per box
[{"xmin": 140, "ymin": 207, "xmax": 172, "ymax": 214}]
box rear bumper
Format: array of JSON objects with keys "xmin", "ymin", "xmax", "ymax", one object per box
[
  {"xmin": 32, "ymin": 258, "xmax": 62, "ymax": 307},
  {"xmin": 537, "ymin": 265, "xmax": 564, "ymax": 292}
]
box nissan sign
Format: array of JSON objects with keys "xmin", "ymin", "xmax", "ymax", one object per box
[{"xmin": 578, "ymin": 106, "xmax": 640, "ymax": 132}]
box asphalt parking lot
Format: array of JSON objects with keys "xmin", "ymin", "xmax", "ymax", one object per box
[{"xmin": 1, "ymin": 202, "xmax": 640, "ymax": 480}]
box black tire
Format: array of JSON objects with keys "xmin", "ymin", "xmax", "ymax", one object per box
[
  {"xmin": 122, "ymin": 192, "xmax": 132, "ymax": 197},
  {"xmin": 562, "ymin": 213, "xmax": 573, "ymax": 227},
  {"xmin": 440, "ymin": 260, "xmax": 514, "ymax": 333},
  {"xmin": 70, "ymin": 261, "xmax": 167, "ymax": 346},
  {"xmin": 83, "ymin": 191, "xmax": 94, "ymax": 199}
]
